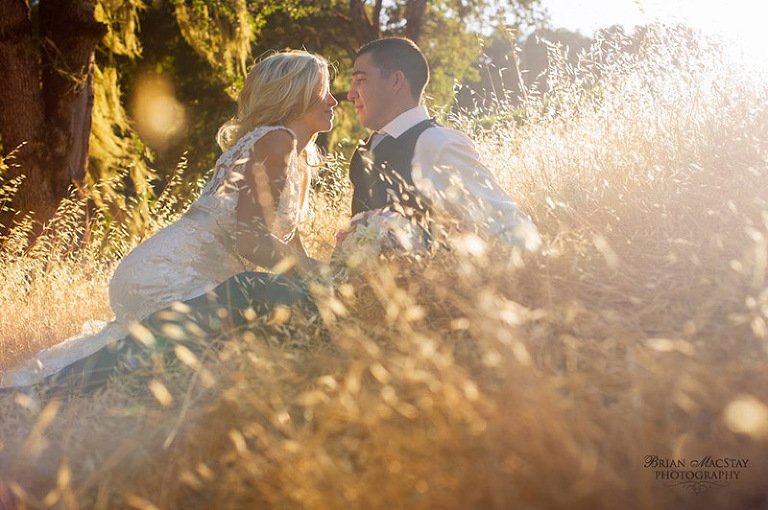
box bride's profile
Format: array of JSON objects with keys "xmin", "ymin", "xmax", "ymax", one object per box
[{"xmin": 2, "ymin": 49, "xmax": 338, "ymax": 388}]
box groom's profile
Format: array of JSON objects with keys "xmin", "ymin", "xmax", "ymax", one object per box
[{"xmin": 347, "ymin": 37, "xmax": 540, "ymax": 250}]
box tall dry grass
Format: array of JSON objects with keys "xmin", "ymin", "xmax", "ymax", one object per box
[
  {"xmin": 2, "ymin": 25, "xmax": 768, "ymax": 509},
  {"xmin": 0, "ymin": 161, "xmax": 207, "ymax": 370}
]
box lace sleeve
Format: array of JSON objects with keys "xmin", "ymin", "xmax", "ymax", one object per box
[{"xmin": 201, "ymin": 126, "xmax": 298, "ymax": 200}]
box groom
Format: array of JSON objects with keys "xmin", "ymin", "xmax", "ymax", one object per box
[{"xmin": 347, "ymin": 37, "xmax": 540, "ymax": 250}]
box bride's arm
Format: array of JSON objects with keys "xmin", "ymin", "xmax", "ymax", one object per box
[{"xmin": 235, "ymin": 130, "xmax": 323, "ymax": 278}]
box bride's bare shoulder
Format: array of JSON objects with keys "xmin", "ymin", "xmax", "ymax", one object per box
[
  {"xmin": 245, "ymin": 128, "xmax": 297, "ymax": 171},
  {"xmin": 251, "ymin": 127, "xmax": 296, "ymax": 158}
]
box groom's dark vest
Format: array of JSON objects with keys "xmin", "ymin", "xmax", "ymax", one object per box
[{"xmin": 349, "ymin": 118, "xmax": 440, "ymax": 224}]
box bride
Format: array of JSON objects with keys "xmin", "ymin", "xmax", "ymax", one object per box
[{"xmin": 2, "ymin": 49, "xmax": 337, "ymax": 388}]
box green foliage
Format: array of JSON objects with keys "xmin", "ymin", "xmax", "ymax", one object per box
[
  {"xmin": 419, "ymin": 1, "xmax": 483, "ymax": 108},
  {"xmin": 171, "ymin": 0, "xmax": 252, "ymax": 99},
  {"xmin": 89, "ymin": 0, "xmax": 156, "ymax": 232},
  {"xmin": 170, "ymin": 0, "xmax": 313, "ymax": 98},
  {"xmin": 95, "ymin": 0, "xmax": 146, "ymax": 58},
  {"xmin": 120, "ymin": 3, "xmax": 234, "ymax": 187},
  {"xmin": 88, "ymin": 66, "xmax": 156, "ymax": 215}
]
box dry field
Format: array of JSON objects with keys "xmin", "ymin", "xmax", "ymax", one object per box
[{"xmin": 2, "ymin": 26, "xmax": 768, "ymax": 509}]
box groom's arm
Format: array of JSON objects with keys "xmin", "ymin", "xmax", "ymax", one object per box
[{"xmin": 412, "ymin": 128, "xmax": 541, "ymax": 249}]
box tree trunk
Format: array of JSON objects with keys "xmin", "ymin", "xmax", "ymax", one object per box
[
  {"xmin": 404, "ymin": 0, "xmax": 428, "ymax": 43},
  {"xmin": 0, "ymin": 0, "xmax": 55, "ymax": 225},
  {"xmin": 348, "ymin": 0, "xmax": 380, "ymax": 47},
  {"xmin": 40, "ymin": 0, "xmax": 107, "ymax": 201},
  {"xmin": 0, "ymin": 0, "xmax": 106, "ymax": 229}
]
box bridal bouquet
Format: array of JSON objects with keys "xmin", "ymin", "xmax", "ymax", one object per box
[{"xmin": 331, "ymin": 209, "xmax": 428, "ymax": 272}]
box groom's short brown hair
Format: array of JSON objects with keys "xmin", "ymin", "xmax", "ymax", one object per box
[{"xmin": 355, "ymin": 38, "xmax": 429, "ymax": 100}]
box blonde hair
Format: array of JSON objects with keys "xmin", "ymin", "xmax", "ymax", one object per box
[{"xmin": 217, "ymin": 49, "xmax": 330, "ymax": 151}]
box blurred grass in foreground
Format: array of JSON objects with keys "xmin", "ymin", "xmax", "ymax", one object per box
[{"xmin": 2, "ymin": 25, "xmax": 768, "ymax": 509}]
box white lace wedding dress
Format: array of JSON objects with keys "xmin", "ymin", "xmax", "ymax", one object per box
[{"xmin": 1, "ymin": 126, "xmax": 310, "ymax": 388}]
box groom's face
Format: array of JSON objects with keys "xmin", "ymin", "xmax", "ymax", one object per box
[{"xmin": 348, "ymin": 53, "xmax": 394, "ymax": 131}]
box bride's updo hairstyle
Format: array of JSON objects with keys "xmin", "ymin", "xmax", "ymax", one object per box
[{"xmin": 217, "ymin": 49, "xmax": 331, "ymax": 151}]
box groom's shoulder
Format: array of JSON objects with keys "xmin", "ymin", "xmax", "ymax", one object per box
[{"xmin": 418, "ymin": 123, "xmax": 476, "ymax": 150}]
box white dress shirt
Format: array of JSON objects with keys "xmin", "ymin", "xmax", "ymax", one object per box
[{"xmin": 377, "ymin": 105, "xmax": 541, "ymax": 251}]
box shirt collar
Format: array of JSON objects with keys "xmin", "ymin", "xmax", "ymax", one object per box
[{"xmin": 379, "ymin": 105, "xmax": 429, "ymax": 139}]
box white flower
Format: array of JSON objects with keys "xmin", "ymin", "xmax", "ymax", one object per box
[{"xmin": 332, "ymin": 209, "xmax": 427, "ymax": 271}]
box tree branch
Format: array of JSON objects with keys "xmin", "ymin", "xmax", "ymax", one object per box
[
  {"xmin": 404, "ymin": 0, "xmax": 428, "ymax": 43},
  {"xmin": 373, "ymin": 0, "xmax": 383, "ymax": 37}
]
